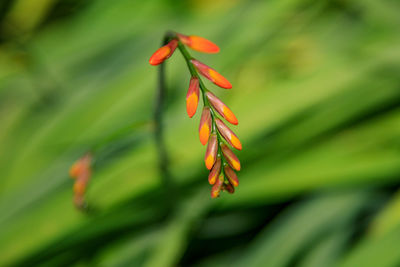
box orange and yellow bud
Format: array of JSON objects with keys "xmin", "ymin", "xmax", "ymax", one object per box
[
  {"xmin": 199, "ymin": 107, "xmax": 212, "ymax": 145},
  {"xmin": 221, "ymin": 144, "xmax": 241, "ymax": 171},
  {"xmin": 177, "ymin": 33, "xmax": 220, "ymax": 54},
  {"xmin": 149, "ymin": 39, "xmax": 178, "ymax": 66},
  {"xmin": 206, "ymin": 92, "xmax": 238, "ymax": 125},
  {"xmin": 224, "ymin": 165, "xmax": 239, "ymax": 187},
  {"xmin": 211, "ymin": 174, "xmax": 224, "ymax": 198},
  {"xmin": 205, "ymin": 134, "xmax": 218, "ymax": 170},
  {"xmin": 222, "ymin": 182, "xmax": 235, "ymax": 194},
  {"xmin": 208, "ymin": 158, "xmax": 221, "ymax": 185},
  {"xmin": 191, "ymin": 59, "xmax": 232, "ymax": 89},
  {"xmin": 215, "ymin": 118, "xmax": 242, "ymax": 150},
  {"xmin": 186, "ymin": 77, "xmax": 200, "ymax": 118}
]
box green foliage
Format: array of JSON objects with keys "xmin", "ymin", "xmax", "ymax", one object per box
[{"xmin": 0, "ymin": 0, "xmax": 399, "ymax": 266}]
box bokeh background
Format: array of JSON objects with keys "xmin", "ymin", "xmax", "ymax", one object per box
[{"xmin": 1, "ymin": 0, "xmax": 400, "ymax": 266}]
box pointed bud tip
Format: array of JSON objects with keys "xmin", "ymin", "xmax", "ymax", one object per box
[
  {"xmin": 222, "ymin": 144, "xmax": 241, "ymax": 171},
  {"xmin": 205, "ymin": 155, "xmax": 215, "ymax": 170},
  {"xmin": 208, "ymin": 69, "xmax": 232, "ymax": 89},
  {"xmin": 223, "ymin": 106, "xmax": 239, "ymax": 125},
  {"xmin": 178, "ymin": 33, "xmax": 220, "ymax": 54},
  {"xmin": 188, "ymin": 35, "xmax": 220, "ymax": 54},
  {"xmin": 199, "ymin": 107, "xmax": 212, "ymax": 145},
  {"xmin": 231, "ymin": 135, "xmax": 242, "ymax": 150},
  {"xmin": 149, "ymin": 46, "xmax": 171, "ymax": 65},
  {"xmin": 199, "ymin": 125, "xmax": 210, "ymax": 145},
  {"xmin": 149, "ymin": 40, "xmax": 178, "ymax": 66},
  {"xmin": 211, "ymin": 190, "xmax": 220, "ymax": 198},
  {"xmin": 211, "ymin": 178, "xmax": 223, "ymax": 198},
  {"xmin": 186, "ymin": 93, "xmax": 198, "ymax": 118}
]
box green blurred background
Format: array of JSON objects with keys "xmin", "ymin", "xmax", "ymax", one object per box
[{"xmin": 1, "ymin": 0, "xmax": 400, "ymax": 266}]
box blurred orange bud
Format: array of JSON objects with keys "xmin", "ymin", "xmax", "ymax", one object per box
[
  {"xmin": 191, "ymin": 59, "xmax": 232, "ymax": 89},
  {"xmin": 149, "ymin": 39, "xmax": 178, "ymax": 65},
  {"xmin": 69, "ymin": 161, "xmax": 82, "ymax": 179},
  {"xmin": 221, "ymin": 144, "xmax": 241, "ymax": 171},
  {"xmin": 211, "ymin": 174, "xmax": 224, "ymax": 198},
  {"xmin": 73, "ymin": 179, "xmax": 86, "ymax": 195},
  {"xmin": 199, "ymin": 107, "xmax": 212, "ymax": 145},
  {"xmin": 215, "ymin": 118, "xmax": 242, "ymax": 150},
  {"xmin": 208, "ymin": 158, "xmax": 221, "ymax": 185},
  {"xmin": 224, "ymin": 165, "xmax": 239, "ymax": 187},
  {"xmin": 69, "ymin": 154, "xmax": 92, "ymax": 178},
  {"xmin": 205, "ymin": 134, "xmax": 218, "ymax": 170},
  {"xmin": 70, "ymin": 154, "xmax": 92, "ymax": 210},
  {"xmin": 177, "ymin": 33, "xmax": 220, "ymax": 53},
  {"xmin": 186, "ymin": 77, "xmax": 200, "ymax": 118},
  {"xmin": 222, "ymin": 182, "xmax": 235, "ymax": 194},
  {"xmin": 206, "ymin": 92, "xmax": 238, "ymax": 125}
]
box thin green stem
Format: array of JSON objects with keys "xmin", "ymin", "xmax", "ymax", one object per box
[{"xmin": 153, "ymin": 31, "xmax": 177, "ymax": 209}]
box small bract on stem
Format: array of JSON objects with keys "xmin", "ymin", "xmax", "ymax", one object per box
[{"xmin": 149, "ymin": 31, "xmax": 242, "ymax": 198}]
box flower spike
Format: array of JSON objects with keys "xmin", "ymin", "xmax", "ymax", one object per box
[
  {"xmin": 177, "ymin": 33, "xmax": 220, "ymax": 54},
  {"xmin": 199, "ymin": 107, "xmax": 212, "ymax": 145},
  {"xmin": 215, "ymin": 118, "xmax": 242, "ymax": 150},
  {"xmin": 149, "ymin": 39, "xmax": 178, "ymax": 65},
  {"xmin": 149, "ymin": 31, "xmax": 242, "ymax": 198},
  {"xmin": 206, "ymin": 92, "xmax": 238, "ymax": 125},
  {"xmin": 191, "ymin": 59, "xmax": 232, "ymax": 89},
  {"xmin": 186, "ymin": 77, "xmax": 200, "ymax": 118}
]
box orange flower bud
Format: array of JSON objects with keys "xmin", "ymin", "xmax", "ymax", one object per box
[
  {"xmin": 149, "ymin": 39, "xmax": 178, "ymax": 66},
  {"xmin": 177, "ymin": 33, "xmax": 220, "ymax": 53},
  {"xmin": 69, "ymin": 154, "xmax": 92, "ymax": 209},
  {"xmin": 205, "ymin": 134, "xmax": 218, "ymax": 170},
  {"xmin": 208, "ymin": 158, "xmax": 221, "ymax": 185},
  {"xmin": 199, "ymin": 107, "xmax": 212, "ymax": 145},
  {"xmin": 73, "ymin": 179, "xmax": 86, "ymax": 195},
  {"xmin": 215, "ymin": 118, "xmax": 242, "ymax": 150},
  {"xmin": 224, "ymin": 165, "xmax": 239, "ymax": 187},
  {"xmin": 211, "ymin": 174, "xmax": 224, "ymax": 198},
  {"xmin": 222, "ymin": 182, "xmax": 235, "ymax": 194},
  {"xmin": 191, "ymin": 59, "xmax": 232, "ymax": 89},
  {"xmin": 69, "ymin": 154, "xmax": 92, "ymax": 178},
  {"xmin": 69, "ymin": 161, "xmax": 82, "ymax": 179},
  {"xmin": 206, "ymin": 92, "xmax": 238, "ymax": 125},
  {"xmin": 186, "ymin": 77, "xmax": 200, "ymax": 118},
  {"xmin": 221, "ymin": 144, "xmax": 241, "ymax": 171}
]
